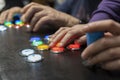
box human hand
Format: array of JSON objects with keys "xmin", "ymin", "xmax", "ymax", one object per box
[
  {"xmin": 0, "ymin": 7, "xmax": 22, "ymax": 24},
  {"xmin": 49, "ymin": 24, "xmax": 86, "ymax": 47},
  {"xmin": 81, "ymin": 20, "xmax": 120, "ymax": 70},
  {"xmin": 21, "ymin": 2, "xmax": 79, "ymax": 32}
]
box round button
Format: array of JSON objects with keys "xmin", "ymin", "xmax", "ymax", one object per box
[
  {"xmin": 51, "ymin": 47, "xmax": 64, "ymax": 53},
  {"xmin": 31, "ymin": 40, "xmax": 43, "ymax": 46},
  {"xmin": 44, "ymin": 35, "xmax": 50, "ymax": 41},
  {"xmin": 0, "ymin": 25, "xmax": 7, "ymax": 31},
  {"xmin": 4, "ymin": 21, "xmax": 13, "ymax": 27},
  {"xmin": 37, "ymin": 44, "xmax": 49, "ymax": 50},
  {"xmin": 20, "ymin": 49, "xmax": 35, "ymax": 56},
  {"xmin": 29, "ymin": 37, "xmax": 41, "ymax": 42},
  {"xmin": 67, "ymin": 44, "xmax": 80, "ymax": 50},
  {"xmin": 27, "ymin": 54, "xmax": 43, "ymax": 62}
]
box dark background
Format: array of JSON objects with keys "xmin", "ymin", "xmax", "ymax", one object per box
[{"xmin": 0, "ymin": 26, "xmax": 120, "ymax": 80}]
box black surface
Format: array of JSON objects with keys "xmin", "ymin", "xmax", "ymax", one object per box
[{"xmin": 0, "ymin": 27, "xmax": 120, "ymax": 80}]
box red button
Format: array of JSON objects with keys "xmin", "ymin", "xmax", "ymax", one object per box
[
  {"xmin": 67, "ymin": 44, "xmax": 81, "ymax": 50},
  {"xmin": 51, "ymin": 47, "xmax": 64, "ymax": 53}
]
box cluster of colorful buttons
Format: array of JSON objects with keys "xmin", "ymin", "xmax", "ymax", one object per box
[
  {"xmin": 51, "ymin": 42, "xmax": 81, "ymax": 53},
  {"xmin": 3, "ymin": 14, "xmax": 30, "ymax": 29},
  {"xmin": 30, "ymin": 35, "xmax": 81, "ymax": 54},
  {"xmin": 20, "ymin": 35, "xmax": 81, "ymax": 62},
  {"xmin": 30, "ymin": 36, "xmax": 49, "ymax": 51},
  {"xmin": 20, "ymin": 36, "xmax": 50, "ymax": 62}
]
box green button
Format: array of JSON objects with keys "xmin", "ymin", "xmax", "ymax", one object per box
[{"xmin": 31, "ymin": 40, "xmax": 43, "ymax": 46}]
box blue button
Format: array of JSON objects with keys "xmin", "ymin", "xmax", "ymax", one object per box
[{"xmin": 30, "ymin": 36, "xmax": 41, "ymax": 42}]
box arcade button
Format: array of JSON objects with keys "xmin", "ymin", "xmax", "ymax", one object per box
[
  {"xmin": 4, "ymin": 21, "xmax": 13, "ymax": 27},
  {"xmin": 20, "ymin": 49, "xmax": 35, "ymax": 57},
  {"xmin": 14, "ymin": 25, "xmax": 21, "ymax": 29},
  {"xmin": 31, "ymin": 40, "xmax": 43, "ymax": 46},
  {"xmin": 15, "ymin": 20, "xmax": 24, "ymax": 26},
  {"xmin": 44, "ymin": 35, "xmax": 50, "ymax": 41},
  {"xmin": 51, "ymin": 47, "xmax": 64, "ymax": 54},
  {"xmin": 25, "ymin": 24, "xmax": 30, "ymax": 28},
  {"xmin": 67, "ymin": 43, "xmax": 81, "ymax": 50},
  {"xmin": 44, "ymin": 35, "xmax": 52, "ymax": 44},
  {"xmin": 29, "ymin": 37, "xmax": 41, "ymax": 42},
  {"xmin": 37, "ymin": 44, "xmax": 49, "ymax": 50},
  {"xmin": 13, "ymin": 14, "xmax": 21, "ymax": 21},
  {"xmin": 27, "ymin": 54, "xmax": 43, "ymax": 62},
  {"xmin": 0, "ymin": 25, "xmax": 7, "ymax": 31}
]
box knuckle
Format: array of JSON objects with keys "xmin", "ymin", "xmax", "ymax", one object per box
[
  {"xmin": 48, "ymin": 13, "xmax": 53, "ymax": 17},
  {"xmin": 100, "ymin": 38, "xmax": 109, "ymax": 47},
  {"xmin": 107, "ymin": 20, "xmax": 116, "ymax": 27},
  {"xmin": 60, "ymin": 27, "xmax": 67, "ymax": 30},
  {"xmin": 34, "ymin": 13, "xmax": 39, "ymax": 18},
  {"xmin": 30, "ymin": 2, "xmax": 36, "ymax": 5},
  {"xmin": 31, "ymin": 6, "xmax": 37, "ymax": 10},
  {"xmin": 108, "ymin": 49, "xmax": 116, "ymax": 58},
  {"xmin": 68, "ymin": 30, "xmax": 75, "ymax": 35}
]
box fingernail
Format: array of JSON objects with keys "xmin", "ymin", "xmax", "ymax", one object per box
[
  {"xmin": 58, "ymin": 43, "xmax": 63, "ymax": 47},
  {"xmin": 82, "ymin": 60, "xmax": 93, "ymax": 67}
]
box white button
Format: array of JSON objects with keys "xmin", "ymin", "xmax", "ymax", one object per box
[
  {"xmin": 20, "ymin": 49, "xmax": 35, "ymax": 56},
  {"xmin": 27, "ymin": 54, "xmax": 43, "ymax": 62},
  {"xmin": 0, "ymin": 25, "xmax": 7, "ymax": 31}
]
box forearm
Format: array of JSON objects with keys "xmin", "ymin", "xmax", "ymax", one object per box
[{"xmin": 90, "ymin": 0, "xmax": 120, "ymax": 22}]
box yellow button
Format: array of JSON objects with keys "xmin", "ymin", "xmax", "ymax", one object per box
[{"xmin": 37, "ymin": 44, "xmax": 49, "ymax": 50}]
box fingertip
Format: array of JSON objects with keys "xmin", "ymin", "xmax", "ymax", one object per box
[
  {"xmin": 58, "ymin": 43, "xmax": 63, "ymax": 47},
  {"xmin": 81, "ymin": 52, "xmax": 88, "ymax": 60},
  {"xmin": 33, "ymin": 27, "xmax": 38, "ymax": 32},
  {"xmin": 49, "ymin": 43, "xmax": 54, "ymax": 48},
  {"xmin": 21, "ymin": 15, "xmax": 26, "ymax": 23}
]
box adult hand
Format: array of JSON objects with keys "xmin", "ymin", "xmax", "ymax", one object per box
[
  {"xmin": 49, "ymin": 24, "xmax": 86, "ymax": 47},
  {"xmin": 81, "ymin": 20, "xmax": 120, "ymax": 70},
  {"xmin": 0, "ymin": 7, "xmax": 22, "ymax": 24},
  {"xmin": 21, "ymin": 2, "xmax": 80, "ymax": 32}
]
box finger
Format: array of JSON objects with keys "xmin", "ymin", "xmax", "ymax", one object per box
[
  {"xmin": 21, "ymin": 6, "xmax": 43, "ymax": 23},
  {"xmin": 81, "ymin": 36, "xmax": 120, "ymax": 60},
  {"xmin": 49, "ymin": 28, "xmax": 71, "ymax": 47},
  {"xmin": 83, "ymin": 20, "xmax": 120, "ymax": 35},
  {"xmin": 7, "ymin": 7, "xmax": 21, "ymax": 21},
  {"xmin": 86, "ymin": 47, "xmax": 120, "ymax": 66},
  {"xmin": 104, "ymin": 32, "xmax": 113, "ymax": 37},
  {"xmin": 76, "ymin": 35, "xmax": 86, "ymax": 45},
  {"xmin": 29, "ymin": 11, "xmax": 47, "ymax": 31},
  {"xmin": 33, "ymin": 16, "xmax": 51, "ymax": 32},
  {"xmin": 51, "ymin": 27, "xmax": 69, "ymax": 41},
  {"xmin": 21, "ymin": 2, "xmax": 40, "ymax": 13},
  {"xmin": 59, "ymin": 29, "xmax": 84, "ymax": 47},
  {"xmin": 101, "ymin": 59, "xmax": 120, "ymax": 70},
  {"xmin": 0, "ymin": 10, "xmax": 9, "ymax": 23}
]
